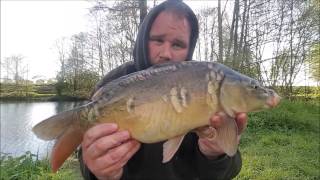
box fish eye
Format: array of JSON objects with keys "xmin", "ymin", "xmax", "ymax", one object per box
[{"xmin": 249, "ymin": 81, "xmax": 259, "ymax": 90}]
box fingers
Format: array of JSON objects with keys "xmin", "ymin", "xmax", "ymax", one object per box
[
  {"xmin": 210, "ymin": 114, "xmax": 222, "ymax": 128},
  {"xmin": 86, "ymin": 130, "xmax": 130, "ymax": 159},
  {"xmin": 196, "ymin": 126, "xmax": 216, "ymax": 140},
  {"xmin": 235, "ymin": 113, "xmax": 247, "ymax": 135},
  {"xmin": 198, "ymin": 138, "xmax": 224, "ymax": 159},
  {"xmin": 210, "ymin": 112, "xmax": 248, "ymax": 135},
  {"xmin": 81, "ymin": 123, "xmax": 141, "ymax": 179},
  {"xmin": 95, "ymin": 140, "xmax": 138, "ymax": 169},
  {"xmin": 82, "ymin": 123, "xmax": 118, "ymax": 149},
  {"xmin": 99, "ymin": 140, "xmax": 140, "ymax": 175},
  {"xmin": 198, "ymin": 112, "xmax": 248, "ymax": 158}
]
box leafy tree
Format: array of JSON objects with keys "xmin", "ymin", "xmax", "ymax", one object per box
[{"xmin": 307, "ymin": 43, "xmax": 320, "ymax": 82}]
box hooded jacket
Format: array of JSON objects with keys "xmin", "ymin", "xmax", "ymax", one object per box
[
  {"xmin": 80, "ymin": 0, "xmax": 242, "ymax": 179},
  {"xmin": 91, "ymin": 0, "xmax": 198, "ymax": 95}
]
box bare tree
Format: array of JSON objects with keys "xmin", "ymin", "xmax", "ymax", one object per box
[
  {"xmin": 1, "ymin": 57, "xmax": 13, "ymax": 83},
  {"xmin": 54, "ymin": 37, "xmax": 69, "ymax": 82},
  {"xmin": 51, "ymin": 0, "xmax": 318, "ymax": 98},
  {"xmin": 88, "ymin": 0, "xmax": 140, "ymax": 75},
  {"xmin": 218, "ymin": 0, "xmax": 223, "ymax": 63},
  {"xmin": 232, "ymin": 0, "xmax": 240, "ymax": 68},
  {"xmin": 88, "ymin": 5, "xmax": 109, "ymax": 77},
  {"xmin": 139, "ymin": 0, "xmax": 147, "ymax": 25},
  {"xmin": 1, "ymin": 55, "xmax": 27, "ymax": 85}
]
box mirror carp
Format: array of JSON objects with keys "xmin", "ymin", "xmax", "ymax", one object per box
[{"xmin": 32, "ymin": 61, "xmax": 280, "ymax": 172}]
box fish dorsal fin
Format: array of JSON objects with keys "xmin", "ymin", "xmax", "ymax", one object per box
[{"xmin": 162, "ymin": 134, "xmax": 185, "ymax": 163}]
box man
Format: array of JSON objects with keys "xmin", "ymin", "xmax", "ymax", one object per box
[{"xmin": 79, "ymin": 0, "xmax": 247, "ymax": 179}]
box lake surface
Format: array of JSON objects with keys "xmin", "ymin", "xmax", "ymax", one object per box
[{"xmin": 0, "ymin": 101, "xmax": 86, "ymax": 158}]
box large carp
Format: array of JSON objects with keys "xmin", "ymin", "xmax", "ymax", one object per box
[{"xmin": 32, "ymin": 61, "xmax": 280, "ymax": 172}]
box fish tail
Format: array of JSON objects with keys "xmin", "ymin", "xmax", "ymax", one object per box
[
  {"xmin": 51, "ymin": 124, "xmax": 84, "ymax": 172},
  {"xmin": 32, "ymin": 106, "xmax": 84, "ymax": 140},
  {"xmin": 32, "ymin": 106, "xmax": 87, "ymax": 172}
]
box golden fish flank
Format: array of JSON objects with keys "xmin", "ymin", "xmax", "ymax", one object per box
[
  {"xmin": 78, "ymin": 104, "xmax": 100, "ymax": 126},
  {"xmin": 90, "ymin": 105, "xmax": 100, "ymax": 122},
  {"xmin": 216, "ymin": 70, "xmax": 224, "ymax": 81},
  {"xmin": 169, "ymin": 87, "xmax": 190, "ymax": 113},
  {"xmin": 126, "ymin": 97, "xmax": 135, "ymax": 113},
  {"xmin": 180, "ymin": 87, "xmax": 188, "ymax": 108},
  {"xmin": 32, "ymin": 61, "xmax": 281, "ymax": 172},
  {"xmin": 207, "ymin": 80, "xmax": 219, "ymax": 109},
  {"xmin": 161, "ymin": 94, "xmax": 169, "ymax": 102},
  {"xmin": 205, "ymin": 70, "xmax": 223, "ymax": 82},
  {"xmin": 205, "ymin": 69, "xmax": 222, "ymax": 109}
]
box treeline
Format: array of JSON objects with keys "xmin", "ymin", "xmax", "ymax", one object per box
[
  {"xmin": 1, "ymin": 0, "xmax": 319, "ymax": 99},
  {"xmin": 0, "ymin": 83, "xmax": 56, "ymax": 100}
]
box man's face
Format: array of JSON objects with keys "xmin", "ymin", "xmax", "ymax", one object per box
[{"xmin": 148, "ymin": 11, "xmax": 191, "ymax": 65}]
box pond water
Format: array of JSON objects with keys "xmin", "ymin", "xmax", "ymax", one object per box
[{"xmin": 0, "ymin": 101, "xmax": 86, "ymax": 158}]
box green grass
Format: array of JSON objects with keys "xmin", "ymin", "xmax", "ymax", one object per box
[
  {"xmin": 0, "ymin": 100, "xmax": 319, "ymax": 179},
  {"xmin": 0, "ymin": 152, "xmax": 82, "ymax": 180},
  {"xmin": 235, "ymin": 99, "xmax": 320, "ymax": 180}
]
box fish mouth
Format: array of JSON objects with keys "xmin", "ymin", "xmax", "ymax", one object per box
[{"xmin": 266, "ymin": 94, "xmax": 281, "ymax": 108}]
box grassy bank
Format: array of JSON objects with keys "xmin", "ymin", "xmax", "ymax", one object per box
[
  {"xmin": 0, "ymin": 99, "xmax": 319, "ymax": 179},
  {"xmin": 0, "ymin": 94, "xmax": 87, "ymax": 102},
  {"xmin": 0, "ymin": 83, "xmax": 88, "ymax": 101},
  {"xmin": 0, "ymin": 152, "xmax": 82, "ymax": 180},
  {"xmin": 235, "ymin": 99, "xmax": 320, "ymax": 179}
]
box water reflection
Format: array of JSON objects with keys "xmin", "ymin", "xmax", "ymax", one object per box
[{"xmin": 0, "ymin": 101, "xmax": 85, "ymax": 158}]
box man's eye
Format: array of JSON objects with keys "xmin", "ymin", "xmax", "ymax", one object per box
[
  {"xmin": 172, "ymin": 43, "xmax": 184, "ymax": 49},
  {"xmin": 150, "ymin": 38, "xmax": 163, "ymax": 44}
]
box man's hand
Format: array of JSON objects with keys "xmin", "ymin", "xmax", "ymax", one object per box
[
  {"xmin": 197, "ymin": 113, "xmax": 247, "ymax": 159},
  {"xmin": 82, "ymin": 123, "xmax": 141, "ymax": 180}
]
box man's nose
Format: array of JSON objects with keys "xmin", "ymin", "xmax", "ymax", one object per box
[{"xmin": 159, "ymin": 43, "xmax": 172, "ymax": 60}]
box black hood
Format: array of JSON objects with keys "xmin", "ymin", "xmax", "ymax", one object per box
[{"xmin": 133, "ymin": 0, "xmax": 199, "ymax": 71}]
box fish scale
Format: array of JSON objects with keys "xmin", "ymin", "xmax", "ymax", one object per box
[{"xmin": 32, "ymin": 61, "xmax": 280, "ymax": 172}]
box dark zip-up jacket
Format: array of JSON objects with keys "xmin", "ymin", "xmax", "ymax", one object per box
[{"xmin": 79, "ymin": 0, "xmax": 242, "ymax": 179}]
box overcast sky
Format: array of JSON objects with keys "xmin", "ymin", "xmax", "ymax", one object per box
[
  {"xmin": 1, "ymin": 1, "xmax": 316, "ymax": 85},
  {"xmin": 1, "ymin": 0, "xmax": 218, "ymax": 80},
  {"xmin": 1, "ymin": 1, "xmax": 92, "ymax": 80}
]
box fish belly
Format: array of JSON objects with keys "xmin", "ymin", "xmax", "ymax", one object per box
[{"xmin": 97, "ymin": 92, "xmax": 216, "ymax": 143}]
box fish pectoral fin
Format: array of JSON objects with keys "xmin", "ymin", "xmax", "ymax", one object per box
[
  {"xmin": 162, "ymin": 134, "xmax": 186, "ymax": 163},
  {"xmin": 216, "ymin": 115, "xmax": 238, "ymax": 156},
  {"xmin": 51, "ymin": 126, "xmax": 83, "ymax": 172}
]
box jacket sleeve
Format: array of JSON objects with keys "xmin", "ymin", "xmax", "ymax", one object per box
[
  {"xmin": 195, "ymin": 145, "xmax": 242, "ymax": 180},
  {"xmin": 78, "ymin": 148, "xmax": 98, "ymax": 180},
  {"xmin": 79, "ymin": 61, "xmax": 136, "ymax": 180}
]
